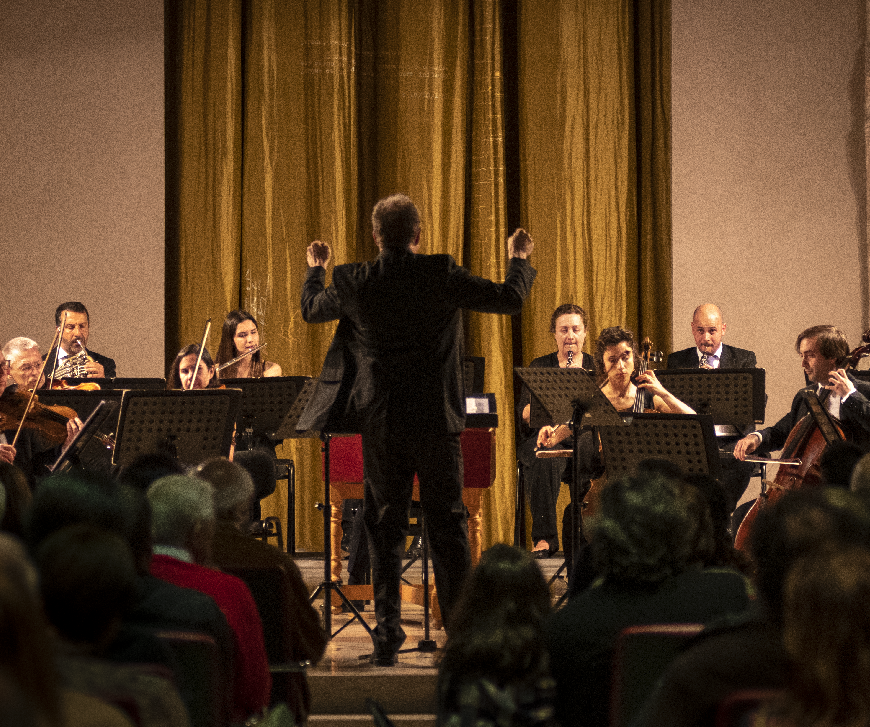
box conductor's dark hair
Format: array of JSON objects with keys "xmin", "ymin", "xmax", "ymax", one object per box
[
  {"xmin": 54, "ymin": 302, "xmax": 89, "ymax": 326},
  {"xmin": 550, "ymin": 304, "xmax": 588, "ymax": 333},
  {"xmin": 372, "ymin": 194, "xmax": 421, "ymax": 250}
]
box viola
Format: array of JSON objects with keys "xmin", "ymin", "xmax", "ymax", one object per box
[
  {"xmin": 734, "ymin": 331, "xmax": 870, "ymax": 551},
  {"xmin": 0, "ymin": 388, "xmax": 76, "ymax": 446}
]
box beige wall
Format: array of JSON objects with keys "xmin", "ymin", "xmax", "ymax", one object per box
[
  {"xmin": 0, "ymin": 0, "xmax": 164, "ymax": 377},
  {"xmin": 672, "ymin": 0, "xmax": 867, "ymax": 424}
]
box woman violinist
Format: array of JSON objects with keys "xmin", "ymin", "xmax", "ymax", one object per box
[
  {"xmin": 537, "ymin": 326, "xmax": 694, "ymax": 450},
  {"xmin": 216, "ymin": 310, "xmax": 282, "ymax": 379},
  {"xmin": 166, "ymin": 344, "xmax": 222, "ymax": 390}
]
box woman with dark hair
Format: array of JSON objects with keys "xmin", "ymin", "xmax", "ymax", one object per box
[
  {"xmin": 216, "ymin": 310, "xmax": 282, "ymax": 379},
  {"xmin": 166, "ymin": 344, "xmax": 220, "ymax": 390},
  {"xmin": 437, "ymin": 543, "xmax": 556, "ymax": 727},
  {"xmin": 751, "ymin": 545, "xmax": 870, "ymax": 727},
  {"xmin": 545, "ymin": 471, "xmax": 751, "ymax": 727}
]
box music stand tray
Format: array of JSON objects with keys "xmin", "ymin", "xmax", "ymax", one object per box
[
  {"xmin": 654, "ymin": 368, "xmax": 766, "ymax": 433},
  {"xmin": 112, "ymin": 389, "xmax": 242, "ymax": 467},
  {"xmin": 597, "ymin": 413, "xmax": 721, "ymax": 481}
]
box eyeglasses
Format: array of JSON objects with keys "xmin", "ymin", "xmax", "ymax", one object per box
[{"xmin": 15, "ymin": 362, "xmax": 43, "ymax": 374}]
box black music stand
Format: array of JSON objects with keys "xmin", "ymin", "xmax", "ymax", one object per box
[
  {"xmin": 49, "ymin": 400, "xmax": 119, "ymax": 474},
  {"xmin": 515, "ymin": 367, "xmax": 627, "ymax": 587},
  {"xmin": 112, "ymin": 389, "xmax": 242, "ymax": 467},
  {"xmin": 653, "ymin": 368, "xmax": 766, "ymax": 434},
  {"xmin": 597, "ymin": 412, "xmax": 721, "ymax": 481},
  {"xmin": 222, "ymin": 376, "xmax": 312, "ymax": 447}
]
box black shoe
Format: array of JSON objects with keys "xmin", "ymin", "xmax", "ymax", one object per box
[
  {"xmin": 370, "ymin": 652, "xmax": 398, "ymax": 667},
  {"xmin": 404, "ymin": 535, "xmax": 423, "ymax": 559}
]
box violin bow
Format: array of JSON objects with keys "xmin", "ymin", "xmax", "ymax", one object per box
[
  {"xmin": 46, "ymin": 311, "xmax": 67, "ymax": 390},
  {"xmin": 12, "ymin": 323, "xmax": 64, "ymax": 447},
  {"xmin": 188, "ymin": 319, "xmax": 212, "ymax": 390}
]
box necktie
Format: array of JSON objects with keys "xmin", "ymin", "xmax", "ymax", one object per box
[{"xmin": 699, "ymin": 353, "xmax": 709, "ymax": 368}]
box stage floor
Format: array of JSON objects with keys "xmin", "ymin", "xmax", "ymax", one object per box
[{"xmin": 295, "ymin": 551, "xmax": 568, "ymax": 673}]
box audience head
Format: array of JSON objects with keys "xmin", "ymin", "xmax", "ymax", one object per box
[
  {"xmin": 587, "ymin": 470, "xmax": 714, "ymax": 584},
  {"xmin": 147, "ymin": 475, "xmax": 215, "ymax": 563},
  {"xmin": 35, "ymin": 524, "xmax": 138, "ymax": 650},
  {"xmin": 819, "ymin": 440, "xmax": 865, "ymax": 488},
  {"xmin": 115, "ymin": 451, "xmax": 185, "ymax": 492},
  {"xmin": 850, "ymin": 451, "xmax": 870, "ymax": 494},
  {"xmin": 372, "ymin": 194, "xmax": 421, "ymax": 251},
  {"xmin": 777, "ymin": 544, "xmax": 870, "ymax": 726},
  {"xmin": 194, "ymin": 457, "xmax": 254, "ymax": 527},
  {"xmin": 167, "ymin": 344, "xmax": 218, "ymax": 390},
  {"xmin": 24, "ymin": 471, "xmax": 137, "ymax": 554},
  {"xmin": 440, "ymin": 543, "xmax": 551, "ymax": 682},
  {"xmin": 750, "ymin": 487, "xmax": 870, "ymax": 625},
  {"xmin": 0, "ymin": 533, "xmax": 59, "ymax": 725}
]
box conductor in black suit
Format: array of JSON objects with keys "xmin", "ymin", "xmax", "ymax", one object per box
[
  {"xmin": 667, "ymin": 303, "xmax": 757, "ymax": 520},
  {"xmin": 666, "ymin": 303, "xmax": 756, "ymax": 370},
  {"xmin": 298, "ymin": 194, "xmax": 536, "ymax": 664}
]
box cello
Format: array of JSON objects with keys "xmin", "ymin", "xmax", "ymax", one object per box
[{"xmin": 734, "ymin": 331, "xmax": 870, "ymax": 551}]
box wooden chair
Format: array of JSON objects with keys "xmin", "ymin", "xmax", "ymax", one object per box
[
  {"xmin": 610, "ymin": 623, "xmax": 705, "ymax": 727},
  {"xmin": 154, "ymin": 630, "xmax": 227, "ymax": 727}
]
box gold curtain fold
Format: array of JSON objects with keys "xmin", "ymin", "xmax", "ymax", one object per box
[{"xmin": 168, "ymin": 0, "xmax": 672, "ymax": 552}]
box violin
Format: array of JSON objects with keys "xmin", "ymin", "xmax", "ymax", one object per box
[
  {"xmin": 0, "ymin": 388, "xmax": 76, "ymax": 446},
  {"xmin": 734, "ymin": 331, "xmax": 870, "ymax": 551}
]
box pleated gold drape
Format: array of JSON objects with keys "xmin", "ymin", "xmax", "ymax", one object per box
[{"xmin": 166, "ymin": 0, "xmax": 672, "ymax": 551}]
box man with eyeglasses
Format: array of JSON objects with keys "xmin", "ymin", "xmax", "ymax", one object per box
[{"xmin": 3, "ymin": 337, "xmax": 48, "ymax": 390}]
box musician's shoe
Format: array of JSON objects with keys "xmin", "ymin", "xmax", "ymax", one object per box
[
  {"xmin": 404, "ymin": 535, "xmax": 423, "ymax": 559},
  {"xmin": 532, "ymin": 540, "xmax": 556, "ymax": 559}
]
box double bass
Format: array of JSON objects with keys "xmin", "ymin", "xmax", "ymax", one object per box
[{"xmin": 734, "ymin": 332, "xmax": 870, "ymax": 551}]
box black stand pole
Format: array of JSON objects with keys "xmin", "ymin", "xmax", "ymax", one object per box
[{"xmin": 308, "ymin": 434, "xmax": 373, "ymax": 639}]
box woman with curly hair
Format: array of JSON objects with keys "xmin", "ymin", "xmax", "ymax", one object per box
[
  {"xmin": 545, "ymin": 470, "xmax": 751, "ymax": 727},
  {"xmin": 437, "ymin": 543, "xmax": 557, "ymax": 727}
]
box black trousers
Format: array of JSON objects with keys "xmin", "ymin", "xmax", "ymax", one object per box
[{"xmin": 361, "ymin": 424, "xmax": 470, "ymax": 654}]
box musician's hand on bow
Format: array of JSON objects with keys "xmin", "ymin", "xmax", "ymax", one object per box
[
  {"xmin": 827, "ymin": 368, "xmax": 856, "ymax": 399},
  {"xmin": 0, "ymin": 444, "xmax": 15, "ymax": 465},
  {"xmin": 508, "ymin": 228, "xmax": 534, "ymax": 259},
  {"xmin": 537, "ymin": 424, "xmax": 570, "ymax": 449},
  {"xmin": 307, "ymin": 241, "xmax": 331, "ymax": 269},
  {"xmin": 64, "ymin": 417, "xmax": 84, "ymax": 449},
  {"xmin": 733, "ymin": 433, "xmax": 760, "ymax": 461}
]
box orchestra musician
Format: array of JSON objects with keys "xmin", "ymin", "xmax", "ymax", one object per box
[
  {"xmin": 216, "ymin": 310, "xmax": 282, "ymax": 379},
  {"xmin": 733, "ymin": 325, "xmax": 870, "ymax": 461},
  {"xmin": 517, "ymin": 303, "xmax": 594, "ymax": 559},
  {"xmin": 43, "ymin": 302, "xmax": 116, "ymax": 379},
  {"xmin": 2, "ymin": 338, "xmax": 47, "ymax": 390},
  {"xmin": 167, "ymin": 344, "xmax": 221, "ymax": 390},
  {"xmin": 667, "ymin": 303, "xmax": 758, "ymax": 530},
  {"xmin": 298, "ymin": 193, "xmax": 536, "ymax": 665}
]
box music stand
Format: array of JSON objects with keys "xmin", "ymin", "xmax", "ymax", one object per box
[
  {"xmin": 597, "ymin": 412, "xmax": 721, "ymax": 481},
  {"xmin": 653, "ymin": 368, "xmax": 766, "ymax": 434},
  {"xmin": 49, "ymin": 400, "xmax": 120, "ymax": 474},
  {"xmin": 221, "ymin": 376, "xmax": 313, "ymax": 445},
  {"xmin": 60, "ymin": 377, "xmax": 167, "ymax": 390},
  {"xmin": 112, "ymin": 389, "xmax": 242, "ymax": 467}
]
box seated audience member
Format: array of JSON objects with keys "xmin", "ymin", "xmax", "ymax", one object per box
[
  {"xmin": 634, "ymin": 487, "xmax": 870, "ymax": 727},
  {"xmin": 115, "ymin": 451, "xmax": 185, "ymax": 492},
  {"xmin": 437, "ymin": 543, "xmax": 556, "ymax": 727},
  {"xmin": 545, "ymin": 471, "xmax": 751, "ymax": 727},
  {"xmin": 851, "ymin": 451, "xmax": 870, "ymax": 494},
  {"xmin": 35, "ymin": 525, "xmax": 188, "ymax": 727},
  {"xmin": 3, "ymin": 337, "xmax": 47, "ymax": 390},
  {"xmin": 819, "ymin": 439, "xmax": 865, "ymax": 488},
  {"xmin": 148, "ymin": 474, "xmax": 271, "ymax": 723},
  {"xmin": 752, "ymin": 544, "xmax": 870, "ymax": 727},
  {"xmin": 195, "ymin": 457, "xmax": 326, "ymax": 723},
  {"xmin": 0, "ymin": 532, "xmax": 136, "ymax": 727}
]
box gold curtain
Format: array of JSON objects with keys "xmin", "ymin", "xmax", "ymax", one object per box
[{"xmin": 167, "ymin": 0, "xmax": 671, "ymax": 551}]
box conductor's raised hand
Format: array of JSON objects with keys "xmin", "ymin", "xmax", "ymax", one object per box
[
  {"xmin": 307, "ymin": 241, "xmax": 331, "ymax": 268},
  {"xmin": 508, "ymin": 228, "xmax": 534, "ymax": 260}
]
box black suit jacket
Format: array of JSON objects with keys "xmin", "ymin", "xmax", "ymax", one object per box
[
  {"xmin": 667, "ymin": 344, "xmax": 757, "ymax": 370},
  {"xmin": 298, "ymin": 250, "xmax": 536, "ymax": 434},
  {"xmin": 43, "ymin": 347, "xmax": 117, "ymax": 378},
  {"xmin": 759, "ymin": 373, "xmax": 870, "ymax": 453}
]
